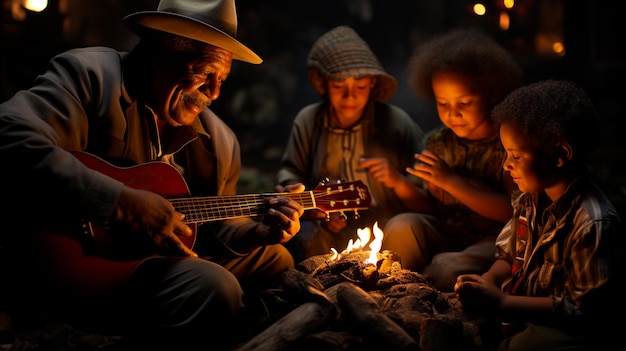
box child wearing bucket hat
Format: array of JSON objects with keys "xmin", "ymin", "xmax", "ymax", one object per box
[
  {"xmin": 276, "ymin": 25, "xmax": 426, "ymax": 263},
  {"xmin": 382, "ymin": 29, "xmax": 523, "ymax": 292},
  {"xmin": 0, "ymin": 0, "xmax": 306, "ymax": 349}
]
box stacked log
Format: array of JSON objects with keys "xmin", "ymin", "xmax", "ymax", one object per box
[{"xmin": 232, "ymin": 251, "xmax": 500, "ymax": 351}]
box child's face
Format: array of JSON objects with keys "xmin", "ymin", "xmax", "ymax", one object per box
[
  {"xmin": 500, "ymin": 123, "xmax": 554, "ymax": 193},
  {"xmin": 431, "ymin": 72, "xmax": 494, "ymax": 140},
  {"xmin": 327, "ymin": 76, "xmax": 375, "ymax": 128}
]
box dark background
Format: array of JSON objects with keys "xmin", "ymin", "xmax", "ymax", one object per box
[{"xmin": 2, "ymin": 0, "xmax": 625, "ymax": 219}]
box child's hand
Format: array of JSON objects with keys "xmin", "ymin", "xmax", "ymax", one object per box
[
  {"xmin": 359, "ymin": 157, "xmax": 403, "ymax": 188},
  {"xmin": 407, "ymin": 150, "xmax": 456, "ymax": 189},
  {"xmin": 454, "ymin": 274, "xmax": 503, "ymax": 316}
]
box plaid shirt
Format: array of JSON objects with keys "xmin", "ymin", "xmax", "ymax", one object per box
[
  {"xmin": 496, "ymin": 173, "xmax": 625, "ymax": 330},
  {"xmin": 425, "ymin": 127, "xmax": 519, "ymax": 238}
]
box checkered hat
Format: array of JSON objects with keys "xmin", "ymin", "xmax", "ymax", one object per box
[{"xmin": 307, "ymin": 26, "xmax": 398, "ymax": 101}]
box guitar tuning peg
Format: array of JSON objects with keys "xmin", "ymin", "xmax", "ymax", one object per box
[
  {"xmin": 353, "ymin": 210, "xmax": 360, "ymax": 220},
  {"xmin": 325, "ymin": 212, "xmax": 331, "ymax": 221},
  {"xmin": 338, "ymin": 177, "xmax": 347, "ymax": 184},
  {"xmin": 339, "ymin": 211, "xmax": 347, "ymax": 221},
  {"xmin": 319, "ymin": 177, "xmax": 330, "ymax": 186}
]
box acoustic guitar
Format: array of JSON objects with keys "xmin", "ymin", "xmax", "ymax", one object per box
[{"xmin": 31, "ymin": 151, "xmax": 371, "ymax": 293}]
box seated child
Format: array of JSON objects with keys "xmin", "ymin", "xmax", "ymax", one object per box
[
  {"xmin": 276, "ymin": 26, "xmax": 425, "ymax": 263},
  {"xmin": 381, "ymin": 29, "xmax": 522, "ymax": 291},
  {"xmin": 455, "ymin": 79, "xmax": 625, "ymax": 350}
]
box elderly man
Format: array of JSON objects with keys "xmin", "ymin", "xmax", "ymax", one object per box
[{"xmin": 0, "ymin": 0, "xmax": 304, "ymax": 349}]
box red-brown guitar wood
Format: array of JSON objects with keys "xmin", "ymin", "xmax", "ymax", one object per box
[{"xmin": 31, "ymin": 152, "xmax": 371, "ymax": 294}]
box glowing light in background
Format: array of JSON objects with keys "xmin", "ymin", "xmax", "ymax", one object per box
[
  {"xmin": 503, "ymin": 0, "xmax": 514, "ymax": 9},
  {"xmin": 499, "ymin": 11, "xmax": 510, "ymax": 30},
  {"xmin": 23, "ymin": 0, "xmax": 48, "ymax": 12},
  {"xmin": 473, "ymin": 3, "xmax": 487, "ymax": 15},
  {"xmin": 552, "ymin": 41, "xmax": 565, "ymax": 56}
]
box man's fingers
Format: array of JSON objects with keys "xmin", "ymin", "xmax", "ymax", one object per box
[
  {"xmin": 174, "ymin": 219, "xmax": 193, "ymax": 237},
  {"xmin": 269, "ymin": 207, "xmax": 298, "ymax": 225},
  {"xmin": 286, "ymin": 183, "xmax": 306, "ymax": 193},
  {"xmin": 269, "ymin": 197, "xmax": 304, "ymax": 216},
  {"xmin": 161, "ymin": 235, "xmax": 197, "ymax": 257}
]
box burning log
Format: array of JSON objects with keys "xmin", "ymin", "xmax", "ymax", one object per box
[
  {"xmin": 234, "ymin": 301, "xmax": 338, "ymax": 351},
  {"xmin": 335, "ymin": 282, "xmax": 419, "ymax": 351}
]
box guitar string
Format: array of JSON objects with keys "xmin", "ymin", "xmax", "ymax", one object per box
[
  {"xmin": 169, "ymin": 189, "xmax": 368, "ymax": 223},
  {"xmin": 169, "ymin": 196, "xmax": 364, "ymax": 209},
  {"xmin": 168, "ymin": 187, "xmax": 365, "ymax": 206},
  {"xmin": 169, "ymin": 197, "xmax": 364, "ymax": 209}
]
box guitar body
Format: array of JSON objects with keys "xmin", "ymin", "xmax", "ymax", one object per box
[
  {"xmin": 29, "ymin": 151, "xmax": 371, "ymax": 295},
  {"xmin": 31, "ymin": 152, "xmax": 196, "ymax": 294},
  {"xmin": 72, "ymin": 151, "xmax": 197, "ymax": 256}
]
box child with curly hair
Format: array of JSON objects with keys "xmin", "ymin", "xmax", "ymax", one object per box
[
  {"xmin": 382, "ymin": 29, "xmax": 522, "ymax": 291},
  {"xmin": 455, "ymin": 79, "xmax": 625, "ymax": 350}
]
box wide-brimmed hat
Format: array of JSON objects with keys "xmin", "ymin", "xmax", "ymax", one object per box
[
  {"xmin": 123, "ymin": 0, "xmax": 262, "ymax": 64},
  {"xmin": 307, "ymin": 25, "xmax": 397, "ymax": 101}
]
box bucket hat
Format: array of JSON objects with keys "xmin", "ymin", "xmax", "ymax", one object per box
[
  {"xmin": 123, "ymin": 0, "xmax": 262, "ymax": 64},
  {"xmin": 307, "ymin": 26, "xmax": 397, "ymax": 101}
]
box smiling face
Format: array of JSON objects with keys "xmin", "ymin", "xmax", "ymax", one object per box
[
  {"xmin": 147, "ymin": 44, "xmax": 233, "ymax": 129},
  {"xmin": 327, "ymin": 76, "xmax": 375, "ymax": 129},
  {"xmin": 431, "ymin": 71, "xmax": 495, "ymax": 140}
]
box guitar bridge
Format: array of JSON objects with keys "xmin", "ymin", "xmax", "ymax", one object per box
[{"xmin": 75, "ymin": 219, "xmax": 96, "ymax": 255}]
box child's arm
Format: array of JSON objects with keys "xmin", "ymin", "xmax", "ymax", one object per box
[
  {"xmin": 481, "ymin": 258, "xmax": 512, "ymax": 286},
  {"xmin": 359, "ymin": 157, "xmax": 434, "ymax": 213},
  {"xmin": 409, "ymin": 150, "xmax": 512, "ymax": 222},
  {"xmin": 455, "ymin": 259, "xmax": 554, "ymax": 319},
  {"xmin": 498, "ymin": 295, "xmax": 554, "ymax": 320}
]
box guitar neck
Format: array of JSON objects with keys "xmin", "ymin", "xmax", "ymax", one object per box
[{"xmin": 171, "ymin": 192, "xmax": 316, "ymax": 224}]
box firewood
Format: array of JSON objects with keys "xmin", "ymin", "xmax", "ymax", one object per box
[
  {"xmin": 234, "ymin": 301, "xmax": 337, "ymax": 351},
  {"xmin": 335, "ymin": 282, "xmax": 418, "ymax": 351},
  {"xmin": 323, "ymin": 282, "xmax": 340, "ymax": 305},
  {"xmin": 301, "ymin": 330, "xmax": 363, "ymax": 350},
  {"xmin": 279, "ymin": 268, "xmax": 330, "ymax": 305},
  {"xmin": 418, "ymin": 316, "xmax": 463, "ymax": 351}
]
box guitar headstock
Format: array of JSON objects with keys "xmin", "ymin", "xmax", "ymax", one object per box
[{"xmin": 311, "ymin": 180, "xmax": 371, "ymax": 215}]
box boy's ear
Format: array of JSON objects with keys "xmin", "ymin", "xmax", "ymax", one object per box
[{"xmin": 555, "ymin": 142, "xmax": 573, "ymax": 167}]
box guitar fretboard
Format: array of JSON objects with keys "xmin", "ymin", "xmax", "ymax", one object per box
[{"xmin": 170, "ymin": 192, "xmax": 317, "ymax": 223}]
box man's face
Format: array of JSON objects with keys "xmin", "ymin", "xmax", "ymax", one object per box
[{"xmin": 150, "ymin": 44, "xmax": 233, "ymax": 127}]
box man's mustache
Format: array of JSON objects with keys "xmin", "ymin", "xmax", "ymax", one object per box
[{"xmin": 182, "ymin": 93, "xmax": 211, "ymax": 107}]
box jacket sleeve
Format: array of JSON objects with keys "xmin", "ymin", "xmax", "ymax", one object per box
[
  {"xmin": 276, "ymin": 103, "xmax": 321, "ymax": 188},
  {"xmin": 0, "ymin": 48, "xmax": 125, "ymax": 225},
  {"xmin": 389, "ymin": 104, "xmax": 426, "ymax": 186}
]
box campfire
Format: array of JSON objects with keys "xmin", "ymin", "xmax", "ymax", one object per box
[
  {"xmin": 306, "ymin": 222, "xmax": 405, "ymax": 290},
  {"xmin": 328, "ymin": 221, "xmax": 384, "ymax": 264},
  {"xmin": 227, "ymin": 224, "xmax": 501, "ymax": 351}
]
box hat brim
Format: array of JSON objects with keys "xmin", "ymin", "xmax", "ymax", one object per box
[
  {"xmin": 307, "ymin": 67, "xmax": 398, "ymax": 101},
  {"xmin": 123, "ymin": 11, "xmax": 262, "ymax": 64}
]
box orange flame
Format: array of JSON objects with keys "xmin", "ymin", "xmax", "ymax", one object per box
[
  {"xmin": 328, "ymin": 221, "xmax": 383, "ymax": 263},
  {"xmin": 365, "ymin": 222, "xmax": 383, "ymax": 264}
]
